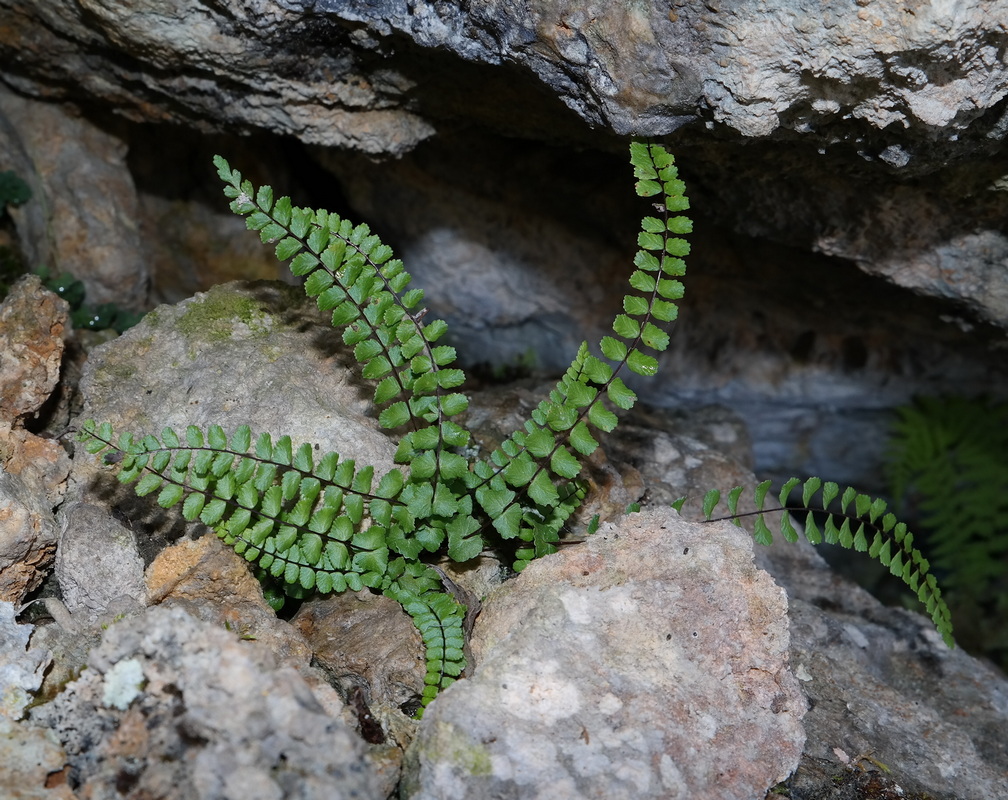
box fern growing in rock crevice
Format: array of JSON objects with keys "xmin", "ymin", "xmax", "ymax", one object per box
[
  {"xmin": 80, "ymin": 142, "xmax": 689, "ymax": 712},
  {"xmin": 78, "ymin": 142, "xmax": 954, "ymax": 717}
]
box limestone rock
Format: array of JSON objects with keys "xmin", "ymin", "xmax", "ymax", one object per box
[
  {"xmin": 0, "ymin": 716, "xmax": 75, "ymax": 800},
  {"xmin": 292, "ymin": 590, "xmax": 425, "ymax": 719},
  {"xmin": 3, "ymin": 2, "xmax": 1006, "ymax": 152},
  {"xmin": 55, "ymin": 502, "xmax": 146, "ymax": 622},
  {"xmin": 73, "ymin": 279, "xmax": 399, "ymax": 537},
  {"xmin": 755, "ymin": 535, "xmax": 1008, "ymax": 800},
  {"xmin": 402, "ymin": 506, "xmax": 806, "ymax": 800},
  {"xmin": 0, "ymin": 85, "xmax": 147, "ymax": 308},
  {"xmin": 30, "ymin": 604, "xmax": 383, "ymax": 800},
  {"xmin": 0, "ymin": 601, "xmax": 50, "ymax": 720},
  {"xmin": 0, "ymin": 468, "xmax": 58, "ymax": 603},
  {"xmin": 0, "ymin": 274, "xmax": 72, "ymax": 506},
  {"xmin": 145, "ymin": 533, "xmax": 313, "ymax": 667},
  {"xmin": 0, "ymin": 274, "xmax": 67, "ymax": 422},
  {"xmin": 77, "ymin": 279, "xmax": 395, "ymax": 471}
]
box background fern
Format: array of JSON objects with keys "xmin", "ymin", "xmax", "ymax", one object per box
[{"xmin": 885, "ymin": 396, "xmax": 1008, "ymax": 665}]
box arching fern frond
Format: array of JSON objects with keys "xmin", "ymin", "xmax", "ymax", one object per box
[
  {"xmin": 476, "ymin": 142, "xmax": 691, "ymax": 570},
  {"xmin": 684, "ymin": 478, "xmax": 955, "ymax": 647}
]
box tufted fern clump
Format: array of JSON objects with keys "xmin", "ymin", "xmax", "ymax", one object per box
[{"xmin": 78, "ymin": 142, "xmax": 954, "ymax": 717}]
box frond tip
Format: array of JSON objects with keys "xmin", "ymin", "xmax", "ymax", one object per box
[{"xmin": 701, "ymin": 477, "xmax": 955, "ymax": 648}]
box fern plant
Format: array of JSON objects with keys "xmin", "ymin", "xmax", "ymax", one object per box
[
  {"xmin": 884, "ymin": 396, "xmax": 1006, "ymax": 660},
  {"xmin": 78, "ymin": 142, "xmax": 954, "ymax": 718}
]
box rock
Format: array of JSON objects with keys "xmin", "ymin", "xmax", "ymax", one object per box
[
  {"xmin": 54, "ymin": 502, "xmax": 146, "ymax": 621},
  {"xmin": 146, "ymin": 533, "xmax": 313, "ymax": 667},
  {"xmin": 754, "ymin": 534, "xmax": 1008, "ymax": 800},
  {"xmin": 0, "ymin": 467, "xmax": 59, "ymax": 603},
  {"xmin": 76, "ymin": 279, "xmax": 396, "ymax": 473},
  {"xmin": 0, "ymin": 600, "xmax": 50, "ymax": 720},
  {"xmin": 0, "ymin": 603, "xmax": 73, "ymax": 798},
  {"xmin": 402, "ymin": 506, "xmax": 806, "ymax": 800},
  {"xmin": 0, "ymin": 274, "xmax": 67, "ymax": 422},
  {"xmin": 0, "ymin": 274, "xmax": 72, "ymax": 507},
  {"xmin": 0, "ymin": 84, "xmax": 147, "ymax": 308},
  {"xmin": 72, "ymin": 279, "xmax": 400, "ymax": 540},
  {"xmin": 3, "ymin": 2, "xmax": 1006, "ymax": 153},
  {"xmin": 292, "ymin": 590, "xmax": 425, "ymax": 719},
  {"xmin": 30, "ymin": 604, "xmax": 383, "ymax": 800},
  {"xmin": 0, "ymin": 716, "xmax": 75, "ymax": 800}
]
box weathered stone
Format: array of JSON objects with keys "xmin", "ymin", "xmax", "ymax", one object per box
[
  {"xmin": 754, "ymin": 534, "xmax": 1008, "ymax": 800},
  {"xmin": 30, "ymin": 604, "xmax": 383, "ymax": 800},
  {"xmin": 54, "ymin": 502, "xmax": 146, "ymax": 622},
  {"xmin": 292, "ymin": 590, "xmax": 425, "ymax": 716},
  {"xmin": 0, "ymin": 467, "xmax": 58, "ymax": 603},
  {"xmin": 3, "ymin": 2, "xmax": 1006, "ymax": 153},
  {"xmin": 0, "ymin": 274, "xmax": 73, "ymax": 505},
  {"xmin": 0, "ymin": 85, "xmax": 147, "ymax": 308},
  {"xmin": 146, "ymin": 533, "xmax": 313, "ymax": 667},
  {"xmin": 73, "ymin": 280, "xmax": 399, "ymax": 539},
  {"xmin": 403, "ymin": 506, "xmax": 806, "ymax": 800},
  {"xmin": 0, "ymin": 601, "xmax": 50, "ymax": 720},
  {"xmin": 77, "ymin": 279, "xmax": 395, "ymax": 471},
  {"xmin": 0, "ymin": 274, "xmax": 67, "ymax": 422},
  {"xmin": 0, "ymin": 716, "xmax": 75, "ymax": 800}
]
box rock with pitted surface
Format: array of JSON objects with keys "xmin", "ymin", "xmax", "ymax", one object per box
[{"xmin": 402, "ymin": 505, "xmax": 806, "ymax": 800}]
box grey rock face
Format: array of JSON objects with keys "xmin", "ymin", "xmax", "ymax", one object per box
[
  {"xmin": 3, "ymin": 1, "xmax": 1005, "ymax": 150},
  {"xmin": 754, "ymin": 536, "xmax": 1008, "ymax": 800},
  {"xmin": 0, "ymin": 601, "xmax": 50, "ymax": 720},
  {"xmin": 0, "ymin": 85, "xmax": 147, "ymax": 308},
  {"xmin": 0, "ymin": 468, "xmax": 59, "ymax": 604},
  {"xmin": 30, "ymin": 604, "xmax": 382, "ymax": 800},
  {"xmin": 55, "ymin": 503, "xmax": 146, "ymax": 621},
  {"xmin": 74, "ymin": 280, "xmax": 399, "ymax": 510},
  {"xmin": 402, "ymin": 506, "xmax": 806, "ymax": 800}
]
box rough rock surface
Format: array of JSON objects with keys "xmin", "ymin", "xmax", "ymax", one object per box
[
  {"xmin": 0, "ymin": 85, "xmax": 147, "ymax": 308},
  {"xmin": 0, "ymin": 274, "xmax": 67, "ymax": 422},
  {"xmin": 0, "ymin": 468, "xmax": 59, "ymax": 604},
  {"xmin": 72, "ymin": 280, "xmax": 400, "ymax": 538},
  {"xmin": 54, "ymin": 502, "xmax": 146, "ymax": 621},
  {"xmin": 30, "ymin": 604, "xmax": 383, "ymax": 800},
  {"xmin": 0, "ymin": 716, "xmax": 76, "ymax": 800},
  {"xmin": 145, "ymin": 533, "xmax": 314, "ymax": 668},
  {"xmin": 292, "ymin": 590, "xmax": 425, "ymax": 720},
  {"xmin": 0, "ymin": 603, "xmax": 74, "ymax": 798},
  {"xmin": 755, "ymin": 536, "xmax": 1008, "ymax": 800},
  {"xmin": 0, "ymin": 275, "xmax": 73, "ymax": 512},
  {"xmin": 2, "ymin": 1, "xmax": 1005, "ymax": 151},
  {"xmin": 402, "ymin": 506, "xmax": 806, "ymax": 800},
  {"xmin": 0, "ymin": 600, "xmax": 49, "ymax": 720},
  {"xmin": 76, "ymin": 280, "xmax": 396, "ymax": 473}
]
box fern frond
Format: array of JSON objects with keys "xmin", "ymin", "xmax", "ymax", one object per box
[
  {"xmin": 700, "ymin": 477, "xmax": 955, "ymax": 647},
  {"xmin": 383, "ymin": 561, "xmax": 466, "ymax": 714},
  {"xmin": 213, "ymin": 157, "xmax": 469, "ymax": 500},
  {"xmin": 475, "ymin": 142, "xmax": 691, "ymax": 570},
  {"xmin": 885, "ymin": 396, "xmax": 1008, "ymax": 598},
  {"xmin": 78, "ymin": 420, "xmax": 411, "ymax": 592}
]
